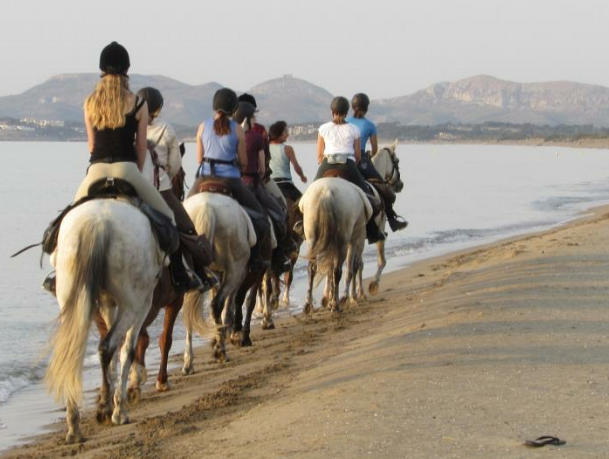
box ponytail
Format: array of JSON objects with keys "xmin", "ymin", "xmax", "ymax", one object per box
[{"xmin": 213, "ymin": 113, "xmax": 231, "ymax": 136}]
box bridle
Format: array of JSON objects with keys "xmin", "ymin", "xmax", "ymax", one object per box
[{"xmin": 380, "ymin": 147, "xmax": 403, "ymax": 192}]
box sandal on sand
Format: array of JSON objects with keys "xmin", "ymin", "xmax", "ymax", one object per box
[{"xmin": 524, "ymin": 436, "xmax": 566, "ymax": 447}]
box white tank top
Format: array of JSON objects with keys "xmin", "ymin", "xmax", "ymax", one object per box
[{"xmin": 269, "ymin": 143, "xmax": 292, "ymax": 181}]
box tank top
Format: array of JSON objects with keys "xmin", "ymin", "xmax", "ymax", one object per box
[
  {"xmin": 199, "ymin": 118, "xmax": 240, "ymax": 179},
  {"xmin": 269, "ymin": 144, "xmax": 292, "ymax": 181},
  {"xmin": 90, "ymin": 97, "xmax": 145, "ymax": 164},
  {"xmin": 242, "ymin": 130, "xmax": 265, "ymax": 185}
]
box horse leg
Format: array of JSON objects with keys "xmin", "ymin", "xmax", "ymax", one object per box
[
  {"xmin": 356, "ymin": 258, "xmax": 365, "ymax": 301},
  {"xmin": 127, "ymin": 328, "xmax": 149, "ymax": 404},
  {"xmin": 231, "ymin": 275, "xmax": 250, "ymax": 347},
  {"xmin": 281, "ymin": 269, "xmax": 292, "ymax": 307},
  {"xmin": 243, "ymin": 283, "xmax": 260, "ymax": 346},
  {"xmin": 97, "ymin": 314, "xmax": 122, "ymax": 424},
  {"xmin": 156, "ymin": 299, "xmax": 182, "ymax": 391},
  {"xmin": 369, "ymin": 240, "xmax": 386, "ymax": 296},
  {"xmin": 112, "ymin": 303, "xmax": 149, "ymax": 426},
  {"xmin": 182, "ymin": 328, "xmax": 195, "ymax": 375},
  {"xmin": 210, "ymin": 290, "xmax": 229, "ymax": 362},
  {"xmin": 304, "ymin": 260, "xmax": 316, "ymax": 315},
  {"xmin": 330, "ymin": 266, "xmax": 343, "ymax": 313},
  {"xmin": 262, "ymin": 270, "xmax": 275, "ymax": 330},
  {"xmin": 341, "ymin": 248, "xmax": 355, "ymax": 308},
  {"xmin": 64, "ymin": 398, "xmax": 83, "ymax": 444}
]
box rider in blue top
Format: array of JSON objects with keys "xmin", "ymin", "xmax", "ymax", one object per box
[{"xmin": 347, "ymin": 93, "xmax": 408, "ymax": 233}]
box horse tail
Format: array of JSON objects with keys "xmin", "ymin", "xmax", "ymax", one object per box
[
  {"xmin": 306, "ymin": 188, "xmax": 346, "ymax": 276},
  {"xmin": 45, "ymin": 218, "xmax": 109, "ymax": 404}
]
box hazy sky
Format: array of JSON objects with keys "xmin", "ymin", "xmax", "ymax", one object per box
[{"xmin": 1, "ymin": 0, "xmax": 608, "ymax": 99}]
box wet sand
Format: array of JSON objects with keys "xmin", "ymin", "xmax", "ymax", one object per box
[{"xmin": 4, "ymin": 206, "xmax": 609, "ymax": 458}]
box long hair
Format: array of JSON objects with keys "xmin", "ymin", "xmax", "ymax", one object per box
[
  {"xmin": 213, "ymin": 112, "xmax": 232, "ymax": 136},
  {"xmin": 84, "ymin": 74, "xmax": 130, "ymax": 130}
]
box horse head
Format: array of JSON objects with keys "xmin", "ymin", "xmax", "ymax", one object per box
[{"xmin": 372, "ymin": 139, "xmax": 403, "ymax": 193}]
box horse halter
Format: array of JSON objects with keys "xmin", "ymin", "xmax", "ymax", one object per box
[{"xmin": 382, "ymin": 148, "xmax": 403, "ymax": 192}]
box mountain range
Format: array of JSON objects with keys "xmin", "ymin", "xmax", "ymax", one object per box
[{"xmin": 1, "ymin": 74, "xmax": 609, "ymax": 128}]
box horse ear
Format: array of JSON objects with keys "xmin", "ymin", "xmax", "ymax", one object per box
[{"xmin": 392, "ymin": 138, "xmax": 399, "ymax": 150}]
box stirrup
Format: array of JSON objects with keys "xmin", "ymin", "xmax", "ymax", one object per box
[
  {"xmin": 171, "ymin": 267, "xmax": 203, "ymax": 293},
  {"xmin": 198, "ymin": 268, "xmax": 219, "ymax": 292}
]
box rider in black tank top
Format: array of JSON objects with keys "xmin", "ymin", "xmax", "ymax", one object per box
[{"xmin": 90, "ymin": 97, "xmax": 145, "ymax": 164}]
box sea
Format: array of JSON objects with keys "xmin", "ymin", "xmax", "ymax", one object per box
[{"xmin": 1, "ymin": 141, "xmax": 608, "ymax": 452}]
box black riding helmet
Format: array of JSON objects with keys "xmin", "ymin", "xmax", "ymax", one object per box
[
  {"xmin": 99, "ymin": 41, "xmax": 130, "ymax": 75},
  {"xmin": 330, "ymin": 96, "xmax": 350, "ymax": 116},
  {"xmin": 136, "ymin": 87, "xmax": 164, "ymax": 115},
  {"xmin": 351, "ymin": 93, "xmax": 370, "ymax": 111},
  {"xmin": 232, "ymin": 101, "xmax": 257, "ymax": 124},
  {"xmin": 238, "ymin": 93, "xmax": 258, "ymax": 108},
  {"xmin": 213, "ymin": 88, "xmax": 239, "ymax": 115}
]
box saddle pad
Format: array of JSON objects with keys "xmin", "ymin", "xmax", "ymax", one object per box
[{"xmin": 198, "ymin": 181, "xmax": 234, "ymax": 198}]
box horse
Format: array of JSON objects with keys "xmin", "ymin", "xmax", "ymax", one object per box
[
  {"xmin": 367, "ymin": 140, "xmax": 405, "ymax": 295},
  {"xmin": 181, "ymin": 192, "xmax": 255, "ymax": 370},
  {"xmin": 45, "ymin": 199, "xmax": 164, "ymax": 443},
  {"xmin": 299, "ymin": 178, "xmax": 372, "ymax": 313}
]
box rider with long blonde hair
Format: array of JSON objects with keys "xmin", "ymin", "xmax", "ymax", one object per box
[{"xmin": 71, "ymin": 42, "xmax": 200, "ymax": 292}]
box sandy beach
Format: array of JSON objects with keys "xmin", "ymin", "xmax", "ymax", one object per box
[{"xmin": 3, "ymin": 205, "xmax": 609, "ymax": 458}]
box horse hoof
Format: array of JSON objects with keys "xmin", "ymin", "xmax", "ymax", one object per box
[
  {"xmin": 112, "ymin": 411, "xmax": 130, "ymax": 426},
  {"xmin": 181, "ymin": 366, "xmax": 195, "ymax": 376},
  {"xmin": 339, "ymin": 297, "xmax": 348, "ymax": 308},
  {"xmin": 96, "ymin": 408, "xmax": 112, "ymax": 425},
  {"xmin": 127, "ymin": 387, "xmax": 141, "ymax": 404},
  {"xmin": 65, "ymin": 431, "xmax": 84, "ymax": 444},
  {"xmin": 241, "ymin": 336, "xmax": 253, "ymax": 347},
  {"xmin": 368, "ymin": 281, "xmax": 379, "ymax": 296},
  {"xmin": 230, "ymin": 332, "xmax": 243, "ymax": 347},
  {"xmin": 331, "ymin": 304, "xmax": 342, "ymax": 313},
  {"xmin": 156, "ymin": 381, "xmax": 171, "ymax": 392},
  {"xmin": 213, "ymin": 349, "xmax": 229, "ymax": 363},
  {"xmin": 321, "ymin": 297, "xmax": 329, "ymax": 309},
  {"xmin": 262, "ymin": 320, "xmax": 275, "ymax": 330},
  {"xmin": 303, "ymin": 303, "xmax": 314, "ymax": 316}
]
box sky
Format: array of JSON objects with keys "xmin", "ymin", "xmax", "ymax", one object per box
[{"xmin": 1, "ymin": 0, "xmax": 608, "ymax": 99}]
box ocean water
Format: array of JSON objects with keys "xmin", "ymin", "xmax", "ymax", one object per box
[{"xmin": 1, "ymin": 141, "xmax": 608, "ymax": 451}]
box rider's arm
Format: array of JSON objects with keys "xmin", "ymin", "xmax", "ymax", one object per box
[
  {"xmin": 135, "ymin": 101, "xmax": 149, "ymax": 171},
  {"xmin": 165, "ymin": 126, "xmax": 182, "ymax": 178},
  {"xmin": 285, "ymin": 145, "xmax": 307, "ymax": 183},
  {"xmin": 196, "ymin": 123, "xmax": 205, "ymax": 164},
  {"xmin": 258, "ymin": 150, "xmax": 266, "ymax": 178},
  {"xmin": 235, "ymin": 124, "xmax": 248, "ymax": 170},
  {"xmin": 353, "ymin": 137, "xmax": 361, "ymax": 163},
  {"xmin": 317, "ymin": 134, "xmax": 325, "ymax": 165},
  {"xmin": 84, "ymin": 110, "xmax": 94, "ymax": 154},
  {"xmin": 370, "ymin": 134, "xmax": 378, "ymax": 157}
]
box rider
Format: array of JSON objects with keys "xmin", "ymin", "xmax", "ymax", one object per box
[
  {"xmin": 44, "ymin": 42, "xmax": 200, "ymax": 293},
  {"xmin": 314, "ymin": 96, "xmax": 386, "ymax": 244},
  {"xmin": 233, "ymin": 102, "xmax": 291, "ymax": 272},
  {"xmin": 346, "ymin": 93, "xmax": 408, "ymax": 233},
  {"xmin": 136, "ymin": 86, "xmax": 217, "ymax": 291},
  {"xmin": 269, "ymin": 120, "xmax": 308, "ymax": 202},
  {"xmin": 188, "ymin": 88, "xmax": 270, "ymax": 270}
]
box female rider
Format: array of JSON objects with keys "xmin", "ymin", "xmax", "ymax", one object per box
[
  {"xmin": 346, "ymin": 93, "xmax": 407, "ymax": 232},
  {"xmin": 137, "ymin": 86, "xmax": 217, "ymax": 291},
  {"xmin": 269, "ymin": 120, "xmax": 308, "ymax": 202},
  {"xmin": 314, "ymin": 96, "xmax": 385, "ymax": 244},
  {"xmin": 188, "ymin": 88, "xmax": 270, "ymax": 270}
]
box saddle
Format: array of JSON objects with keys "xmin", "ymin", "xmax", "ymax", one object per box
[
  {"xmin": 41, "ymin": 178, "xmax": 179, "ymax": 256},
  {"xmin": 198, "ymin": 179, "xmax": 234, "ymax": 198},
  {"xmin": 322, "ymin": 169, "xmax": 348, "ymax": 180}
]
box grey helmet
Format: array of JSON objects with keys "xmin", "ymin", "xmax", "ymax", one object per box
[
  {"xmin": 330, "ymin": 96, "xmax": 350, "ymax": 116},
  {"xmin": 213, "ymin": 88, "xmax": 239, "ymax": 115}
]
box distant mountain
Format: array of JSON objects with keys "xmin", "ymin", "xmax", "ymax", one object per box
[
  {"xmin": 374, "ymin": 75, "xmax": 609, "ymax": 126},
  {"xmin": 1, "ymin": 73, "xmax": 609, "ymax": 129}
]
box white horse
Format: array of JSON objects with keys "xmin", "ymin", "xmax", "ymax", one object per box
[
  {"xmin": 45, "ymin": 199, "xmax": 164, "ymax": 443},
  {"xmin": 181, "ymin": 193, "xmax": 255, "ymax": 369},
  {"xmin": 299, "ymin": 178, "xmax": 372, "ymax": 313},
  {"xmin": 367, "ymin": 140, "xmax": 405, "ymax": 295}
]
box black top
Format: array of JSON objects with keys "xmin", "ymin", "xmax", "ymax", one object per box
[{"xmin": 90, "ymin": 97, "xmax": 145, "ymax": 164}]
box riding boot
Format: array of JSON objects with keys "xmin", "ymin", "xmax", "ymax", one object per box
[
  {"xmin": 385, "ymin": 206, "xmax": 409, "ymax": 232},
  {"xmin": 366, "ymin": 220, "xmax": 386, "ymax": 244},
  {"xmin": 42, "ymin": 271, "xmax": 56, "ymax": 295},
  {"xmin": 169, "ymin": 251, "xmax": 203, "ymax": 293},
  {"xmin": 179, "ymin": 230, "xmax": 216, "ymax": 292}
]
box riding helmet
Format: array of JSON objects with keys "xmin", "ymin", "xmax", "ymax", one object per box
[
  {"xmin": 330, "ymin": 96, "xmax": 350, "ymax": 116},
  {"xmin": 238, "ymin": 93, "xmax": 258, "ymax": 108},
  {"xmin": 136, "ymin": 87, "xmax": 164, "ymax": 115},
  {"xmin": 99, "ymin": 41, "xmax": 130, "ymax": 75},
  {"xmin": 232, "ymin": 101, "xmax": 257, "ymax": 124},
  {"xmin": 351, "ymin": 93, "xmax": 370, "ymax": 111},
  {"xmin": 213, "ymin": 88, "xmax": 239, "ymax": 115}
]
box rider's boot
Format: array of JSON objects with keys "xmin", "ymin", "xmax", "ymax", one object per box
[
  {"xmin": 366, "ymin": 220, "xmax": 386, "ymax": 244},
  {"xmin": 386, "ymin": 207, "xmax": 409, "ymax": 232},
  {"xmin": 42, "ymin": 271, "xmax": 56, "ymax": 295},
  {"xmin": 170, "ymin": 251, "xmax": 203, "ymax": 293},
  {"xmin": 195, "ymin": 267, "xmax": 219, "ymax": 292}
]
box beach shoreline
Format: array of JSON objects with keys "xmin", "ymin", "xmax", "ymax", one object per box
[{"xmin": 3, "ymin": 203, "xmax": 609, "ymax": 458}]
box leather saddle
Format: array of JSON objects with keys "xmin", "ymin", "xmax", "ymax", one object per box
[{"xmin": 198, "ymin": 179, "xmax": 234, "ymax": 198}]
